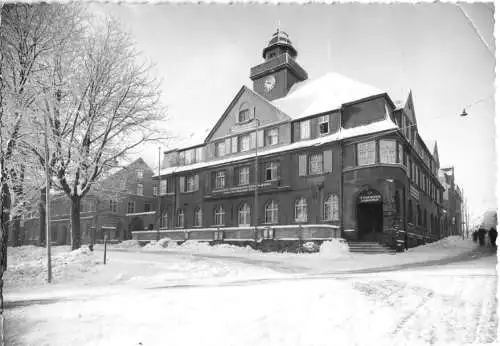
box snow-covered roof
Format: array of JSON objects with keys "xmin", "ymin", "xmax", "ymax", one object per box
[
  {"xmin": 175, "ymin": 127, "xmax": 211, "ymax": 150},
  {"xmin": 388, "ymin": 88, "xmax": 411, "ymax": 110},
  {"xmin": 271, "ymin": 72, "xmax": 385, "ymax": 120},
  {"xmin": 154, "ymin": 116, "xmax": 398, "ymax": 177}
]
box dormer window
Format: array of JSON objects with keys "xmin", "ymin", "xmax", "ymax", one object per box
[
  {"xmin": 238, "ymin": 103, "xmax": 251, "ymax": 123},
  {"xmin": 216, "ymin": 142, "xmax": 225, "ymax": 157},
  {"xmin": 319, "ymin": 115, "xmax": 329, "ymax": 135}
]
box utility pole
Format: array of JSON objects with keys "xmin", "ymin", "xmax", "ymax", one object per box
[
  {"xmin": 253, "ymin": 115, "xmax": 260, "ymax": 239},
  {"xmin": 43, "ymin": 113, "xmax": 52, "ymax": 283},
  {"xmin": 156, "ymin": 146, "xmax": 161, "ymax": 241}
]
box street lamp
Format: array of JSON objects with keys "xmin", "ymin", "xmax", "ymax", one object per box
[{"xmin": 254, "ymin": 117, "xmax": 260, "ymax": 238}]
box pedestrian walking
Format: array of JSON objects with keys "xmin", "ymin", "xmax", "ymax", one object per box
[
  {"xmin": 489, "ymin": 227, "xmax": 497, "ymax": 248},
  {"xmin": 478, "ymin": 228, "xmax": 486, "ymax": 246},
  {"xmin": 472, "ymin": 230, "xmax": 478, "ymax": 243}
]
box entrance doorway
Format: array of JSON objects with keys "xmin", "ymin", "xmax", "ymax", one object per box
[{"xmin": 356, "ymin": 189, "xmax": 383, "ymax": 242}]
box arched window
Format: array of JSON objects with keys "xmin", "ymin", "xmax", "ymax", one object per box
[
  {"xmin": 214, "ymin": 205, "xmax": 225, "ymax": 226},
  {"xmin": 238, "ymin": 103, "xmax": 250, "ymax": 123},
  {"xmin": 176, "ymin": 209, "xmax": 184, "ymax": 228},
  {"xmin": 194, "ymin": 208, "xmax": 202, "ymax": 227},
  {"xmin": 323, "ymin": 194, "xmax": 339, "ymax": 221},
  {"xmin": 294, "ymin": 197, "xmax": 308, "ymax": 222},
  {"xmin": 162, "ymin": 211, "xmax": 168, "ymax": 228},
  {"xmin": 264, "ymin": 200, "xmax": 278, "ymax": 224},
  {"xmin": 408, "ymin": 200, "xmax": 413, "ymax": 224},
  {"xmin": 238, "ymin": 203, "xmax": 251, "ymax": 226}
]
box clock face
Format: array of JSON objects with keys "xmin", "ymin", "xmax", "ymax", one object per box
[{"xmin": 264, "ymin": 76, "xmax": 276, "ymax": 92}]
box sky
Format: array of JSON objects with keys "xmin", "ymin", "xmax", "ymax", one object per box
[{"xmin": 89, "ymin": 2, "xmax": 496, "ymax": 221}]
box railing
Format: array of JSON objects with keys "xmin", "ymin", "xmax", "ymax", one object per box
[{"xmin": 132, "ymin": 224, "xmax": 341, "ymax": 243}]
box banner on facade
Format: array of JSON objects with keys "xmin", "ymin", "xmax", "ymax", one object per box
[{"xmin": 358, "ymin": 189, "xmax": 382, "ymax": 204}]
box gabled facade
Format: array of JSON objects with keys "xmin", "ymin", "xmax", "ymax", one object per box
[
  {"xmin": 19, "ymin": 158, "xmax": 157, "ymax": 245},
  {"xmin": 140, "ymin": 30, "xmax": 449, "ymax": 249}
]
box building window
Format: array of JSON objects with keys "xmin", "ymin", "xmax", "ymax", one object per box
[
  {"xmin": 136, "ymin": 169, "xmax": 144, "ymax": 179},
  {"xmin": 162, "ymin": 212, "xmax": 168, "ymax": 228},
  {"xmin": 127, "ymin": 201, "xmax": 135, "ymax": 214},
  {"xmin": 153, "ymin": 184, "xmax": 158, "ymax": 196},
  {"xmin": 417, "ymin": 205, "xmax": 422, "ymax": 226},
  {"xmin": 185, "ymin": 149, "xmax": 195, "ymax": 165},
  {"xmin": 264, "ymin": 200, "xmax": 278, "ymax": 224},
  {"xmin": 239, "ymin": 134, "xmax": 250, "ymax": 152},
  {"xmin": 309, "ymin": 153, "xmax": 323, "ymax": 175},
  {"xmin": 238, "ymin": 203, "xmax": 251, "ymax": 226},
  {"xmin": 265, "ymin": 162, "xmax": 279, "ymax": 181},
  {"xmin": 357, "ymin": 141, "xmax": 376, "ymax": 166},
  {"xmin": 323, "ymin": 194, "xmax": 339, "ymax": 221},
  {"xmin": 398, "ymin": 144, "xmax": 404, "ymax": 165},
  {"xmin": 238, "ymin": 107, "xmax": 250, "ymax": 123},
  {"xmin": 300, "ymin": 120, "xmax": 310, "ymax": 140},
  {"xmin": 214, "ymin": 205, "xmax": 225, "ymax": 226},
  {"xmin": 182, "ymin": 175, "xmax": 199, "ymax": 192},
  {"xmin": 144, "ymin": 202, "xmax": 151, "ymax": 212},
  {"xmin": 238, "ymin": 166, "xmax": 250, "ymax": 186},
  {"xmin": 160, "ymin": 180, "xmax": 167, "ymax": 195},
  {"xmin": 109, "ymin": 200, "xmax": 118, "ymax": 213},
  {"xmin": 216, "ymin": 142, "xmax": 225, "ymax": 157},
  {"xmin": 137, "ymin": 183, "xmax": 144, "ymax": 196},
  {"xmin": 379, "ymin": 140, "xmax": 396, "ymax": 164},
  {"xmin": 231, "ymin": 137, "xmax": 238, "ymax": 153},
  {"xmin": 177, "ymin": 209, "xmax": 184, "ymax": 228},
  {"xmin": 266, "ymin": 128, "xmax": 279, "ymax": 146},
  {"xmin": 194, "ymin": 208, "xmax": 202, "ymax": 227},
  {"xmin": 215, "ymin": 171, "xmax": 225, "ymax": 189},
  {"xmin": 195, "ymin": 147, "xmax": 203, "ymax": 163},
  {"xmin": 319, "ymin": 115, "xmax": 329, "ymax": 135},
  {"xmin": 408, "ymin": 200, "xmax": 413, "ymax": 224},
  {"xmin": 294, "ymin": 197, "xmax": 308, "ymax": 222}
]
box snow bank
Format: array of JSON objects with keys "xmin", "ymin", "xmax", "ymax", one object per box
[
  {"xmin": 317, "ymin": 239, "xmax": 351, "ymax": 259},
  {"xmin": 144, "ymin": 238, "xmax": 179, "ymax": 249},
  {"xmin": 113, "ymin": 240, "xmax": 142, "ymax": 249},
  {"xmin": 5, "ymin": 245, "xmax": 101, "ymax": 288},
  {"xmin": 407, "ymin": 236, "xmax": 475, "ymax": 253},
  {"xmin": 178, "ymin": 240, "xmax": 256, "ymax": 255}
]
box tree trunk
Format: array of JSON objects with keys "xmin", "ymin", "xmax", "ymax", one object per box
[
  {"xmin": 70, "ymin": 197, "xmax": 81, "ymax": 250},
  {"xmin": 39, "ymin": 187, "xmax": 46, "ymax": 246},
  {"xmin": 0, "ymin": 182, "xmax": 11, "ymax": 316},
  {"xmin": 12, "ymin": 216, "xmax": 21, "ymax": 247}
]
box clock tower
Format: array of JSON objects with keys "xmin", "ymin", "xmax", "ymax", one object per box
[{"xmin": 250, "ymin": 29, "xmax": 308, "ymax": 101}]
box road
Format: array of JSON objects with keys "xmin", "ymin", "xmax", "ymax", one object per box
[{"xmin": 3, "ymin": 247, "xmax": 498, "ymax": 345}]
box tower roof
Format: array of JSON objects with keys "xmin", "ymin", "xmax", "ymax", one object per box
[{"xmin": 262, "ymin": 29, "xmax": 298, "ymax": 59}]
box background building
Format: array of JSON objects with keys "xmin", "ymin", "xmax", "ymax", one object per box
[
  {"xmin": 439, "ymin": 167, "xmax": 464, "ymax": 237},
  {"xmin": 17, "ymin": 158, "xmax": 156, "ymax": 245}
]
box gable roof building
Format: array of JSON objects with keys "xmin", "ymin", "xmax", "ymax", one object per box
[{"xmin": 139, "ymin": 29, "xmax": 449, "ymax": 249}]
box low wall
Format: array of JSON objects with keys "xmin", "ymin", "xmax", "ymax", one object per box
[{"xmin": 132, "ymin": 224, "xmax": 341, "ymax": 243}]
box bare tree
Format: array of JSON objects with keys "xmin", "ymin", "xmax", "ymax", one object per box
[
  {"xmin": 0, "ymin": 3, "xmax": 83, "ymax": 315},
  {"xmin": 37, "ymin": 17, "xmax": 166, "ymax": 250}
]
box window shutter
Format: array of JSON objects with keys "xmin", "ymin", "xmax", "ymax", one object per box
[
  {"xmin": 179, "ymin": 176, "xmax": 185, "ymax": 193},
  {"xmin": 250, "ymin": 132, "xmax": 256, "ymax": 149},
  {"xmin": 324, "ymin": 150, "xmax": 333, "ymax": 173},
  {"xmin": 225, "ymin": 138, "xmax": 231, "ymax": 154},
  {"xmin": 257, "ymin": 130, "xmax": 264, "ymax": 147},
  {"xmin": 194, "ymin": 174, "xmax": 199, "ymax": 191},
  {"xmin": 299, "ymin": 154, "xmax": 307, "ymax": 176}
]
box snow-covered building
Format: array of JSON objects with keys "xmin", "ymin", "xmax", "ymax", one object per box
[
  {"xmin": 439, "ymin": 167, "xmax": 463, "ymax": 237},
  {"xmin": 20, "ymin": 158, "xmax": 157, "ymax": 245},
  {"xmin": 139, "ymin": 29, "xmax": 445, "ymax": 248}
]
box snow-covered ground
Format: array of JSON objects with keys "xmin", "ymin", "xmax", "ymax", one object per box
[{"xmin": 3, "ymin": 236, "xmax": 497, "ymax": 345}]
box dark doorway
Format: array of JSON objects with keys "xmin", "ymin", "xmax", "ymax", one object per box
[{"xmin": 356, "ymin": 189, "xmax": 384, "ymax": 242}]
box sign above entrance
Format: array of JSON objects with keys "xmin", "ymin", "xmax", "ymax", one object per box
[{"xmin": 358, "ymin": 189, "xmax": 382, "ymax": 204}]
